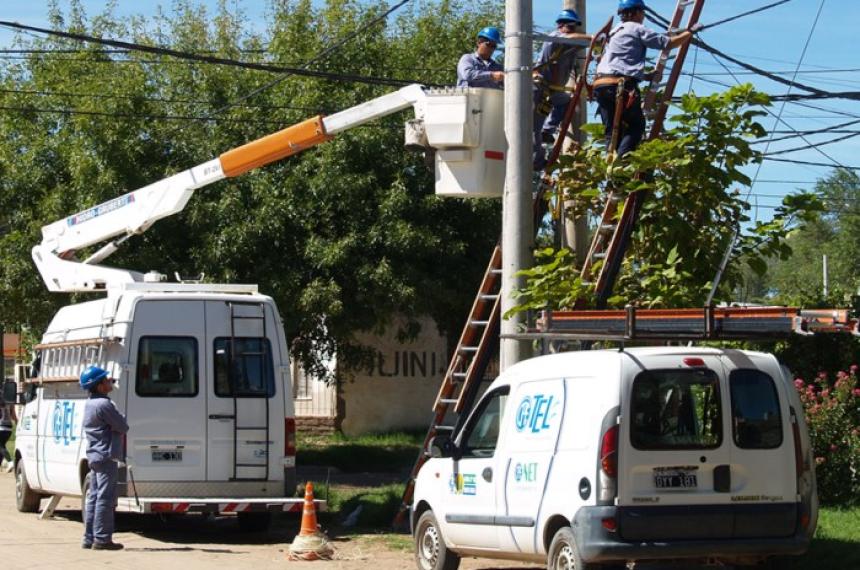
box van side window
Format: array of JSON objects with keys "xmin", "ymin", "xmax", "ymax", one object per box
[
  {"xmin": 214, "ymin": 338, "xmax": 275, "ymax": 398},
  {"xmin": 730, "ymin": 369, "xmax": 783, "ymax": 449},
  {"xmin": 631, "ymin": 369, "xmax": 721, "ymax": 450},
  {"xmin": 136, "ymin": 337, "xmax": 198, "ymax": 397},
  {"xmin": 460, "ymin": 388, "xmax": 509, "ymax": 458}
]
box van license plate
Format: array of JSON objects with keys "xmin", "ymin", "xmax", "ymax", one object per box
[
  {"xmin": 152, "ymin": 450, "xmax": 182, "ymax": 462},
  {"xmin": 654, "ymin": 469, "xmax": 697, "ymax": 489}
]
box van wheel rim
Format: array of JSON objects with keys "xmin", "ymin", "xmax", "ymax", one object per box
[
  {"xmin": 555, "ymin": 543, "xmax": 575, "ymax": 570},
  {"xmin": 15, "ymin": 469, "xmax": 22, "ymax": 500},
  {"xmin": 419, "ymin": 524, "xmax": 440, "ymax": 569}
]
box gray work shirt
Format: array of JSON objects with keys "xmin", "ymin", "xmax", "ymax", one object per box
[
  {"xmin": 456, "ymin": 52, "xmax": 503, "ymax": 89},
  {"xmin": 595, "ymin": 22, "xmax": 670, "ymax": 81},
  {"xmin": 535, "ymin": 31, "xmax": 579, "ymax": 86},
  {"xmin": 83, "ymin": 394, "xmax": 129, "ymax": 464}
]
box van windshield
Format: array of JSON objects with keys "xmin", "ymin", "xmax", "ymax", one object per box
[{"xmin": 630, "ymin": 369, "xmax": 722, "ymax": 450}]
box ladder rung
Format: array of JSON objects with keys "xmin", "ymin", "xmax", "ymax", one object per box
[
  {"xmin": 593, "ymin": 253, "xmax": 607, "ymax": 260},
  {"xmin": 469, "ymin": 320, "xmax": 490, "ymax": 327},
  {"xmin": 452, "ymin": 372, "xmax": 467, "ymax": 379},
  {"xmin": 680, "ymin": 0, "xmax": 695, "ymax": 6},
  {"xmin": 439, "ymin": 399, "xmax": 459, "ymax": 405},
  {"xmin": 608, "ymin": 194, "xmax": 622, "ymax": 203},
  {"xmin": 459, "ymin": 346, "xmax": 479, "ymax": 353},
  {"xmin": 479, "ymin": 294, "xmax": 499, "ymax": 301},
  {"xmin": 599, "ymin": 224, "xmax": 616, "ymax": 234},
  {"xmin": 490, "ymin": 269, "xmax": 502, "ymax": 275},
  {"xmin": 433, "ymin": 425, "xmax": 455, "ymax": 432}
]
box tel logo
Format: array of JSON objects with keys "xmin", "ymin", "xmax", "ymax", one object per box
[
  {"xmin": 515, "ymin": 394, "xmax": 557, "ymax": 433},
  {"xmin": 52, "ymin": 401, "xmax": 77, "ymax": 446}
]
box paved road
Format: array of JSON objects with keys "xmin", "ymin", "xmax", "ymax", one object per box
[{"xmin": 0, "ymin": 471, "xmax": 541, "ymax": 569}]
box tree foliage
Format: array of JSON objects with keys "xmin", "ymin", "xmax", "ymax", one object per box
[
  {"xmin": 0, "ymin": 0, "xmax": 504, "ymax": 379},
  {"xmin": 509, "ymin": 85, "xmax": 822, "ymax": 315}
]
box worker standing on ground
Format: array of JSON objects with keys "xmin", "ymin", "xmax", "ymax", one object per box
[
  {"xmin": 0, "ymin": 394, "xmax": 16, "ymax": 472},
  {"xmin": 594, "ymin": 0, "xmax": 697, "ymax": 157},
  {"xmin": 80, "ymin": 366, "xmax": 129, "ymax": 551},
  {"xmin": 456, "ymin": 27, "xmax": 504, "ymax": 89},
  {"xmin": 533, "ymin": 9, "xmax": 591, "ymax": 170}
]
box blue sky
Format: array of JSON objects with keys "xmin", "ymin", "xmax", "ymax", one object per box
[{"xmin": 1, "ymin": 1, "xmax": 856, "ymax": 222}]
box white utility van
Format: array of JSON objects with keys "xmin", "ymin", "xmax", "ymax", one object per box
[
  {"xmin": 14, "ymin": 282, "xmax": 308, "ymax": 530},
  {"xmin": 412, "ymin": 347, "xmax": 816, "ymax": 569}
]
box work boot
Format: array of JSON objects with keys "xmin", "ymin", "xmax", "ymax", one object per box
[
  {"xmin": 92, "ymin": 541, "xmax": 124, "ymax": 551},
  {"xmin": 81, "ymin": 542, "xmax": 92, "ymax": 550}
]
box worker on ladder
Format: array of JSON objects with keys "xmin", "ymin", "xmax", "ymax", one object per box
[
  {"xmin": 532, "ymin": 10, "xmax": 591, "ymax": 170},
  {"xmin": 457, "ymin": 27, "xmax": 504, "ymax": 89},
  {"xmin": 594, "ymin": 0, "xmax": 698, "ymax": 157}
]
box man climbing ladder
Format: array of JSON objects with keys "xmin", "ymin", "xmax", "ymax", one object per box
[{"xmin": 594, "ymin": 0, "xmax": 699, "ymax": 157}]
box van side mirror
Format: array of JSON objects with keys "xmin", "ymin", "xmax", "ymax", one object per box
[
  {"xmin": 428, "ymin": 434, "xmax": 456, "ymax": 459},
  {"xmin": 1, "ymin": 381, "xmax": 16, "ymax": 405}
]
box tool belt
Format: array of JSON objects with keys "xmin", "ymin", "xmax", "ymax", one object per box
[{"xmin": 592, "ymin": 74, "xmax": 638, "ymax": 89}]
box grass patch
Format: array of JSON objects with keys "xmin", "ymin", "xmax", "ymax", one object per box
[
  {"xmin": 795, "ymin": 507, "xmax": 860, "ymax": 569},
  {"xmin": 298, "ymin": 431, "xmax": 423, "ymax": 473},
  {"xmin": 313, "ymin": 482, "xmax": 406, "ymax": 531}
]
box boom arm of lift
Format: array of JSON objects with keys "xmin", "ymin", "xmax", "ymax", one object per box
[{"xmin": 32, "ymin": 84, "xmax": 427, "ymax": 293}]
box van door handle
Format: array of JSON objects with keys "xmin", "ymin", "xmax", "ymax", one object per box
[
  {"xmin": 713, "ymin": 464, "xmax": 731, "ymax": 493},
  {"xmin": 482, "ymin": 467, "xmax": 493, "ymax": 482},
  {"xmin": 208, "ymin": 414, "xmax": 235, "ymax": 420}
]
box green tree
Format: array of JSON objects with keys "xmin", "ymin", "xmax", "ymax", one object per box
[
  {"xmin": 509, "ymin": 85, "xmax": 821, "ymax": 315},
  {"xmin": 0, "ymin": 0, "xmax": 504, "ymax": 379}
]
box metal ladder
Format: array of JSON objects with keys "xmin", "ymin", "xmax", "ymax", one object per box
[
  {"xmin": 227, "ymin": 301, "xmax": 271, "ymax": 482},
  {"xmin": 394, "ymin": 246, "xmax": 501, "ymax": 524},
  {"xmin": 580, "ymin": 0, "xmax": 706, "ymax": 309}
]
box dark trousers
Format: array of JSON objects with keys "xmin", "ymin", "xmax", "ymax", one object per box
[
  {"xmin": 595, "ymin": 82, "xmax": 646, "ymax": 157},
  {"xmin": 0, "ymin": 430, "xmax": 11, "ymax": 462},
  {"xmin": 83, "ymin": 460, "xmax": 118, "ymax": 545}
]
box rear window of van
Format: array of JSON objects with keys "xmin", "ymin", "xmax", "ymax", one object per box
[
  {"xmin": 729, "ymin": 369, "xmax": 783, "ymax": 449},
  {"xmin": 631, "ymin": 369, "xmax": 722, "ymax": 450}
]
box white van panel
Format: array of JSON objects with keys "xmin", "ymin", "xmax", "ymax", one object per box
[{"xmin": 36, "ymin": 384, "xmax": 88, "ymax": 492}]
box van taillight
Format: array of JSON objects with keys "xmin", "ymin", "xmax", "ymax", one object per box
[
  {"xmin": 600, "ymin": 425, "xmax": 619, "ymax": 478},
  {"xmin": 790, "ymin": 411, "xmax": 803, "ymax": 478},
  {"xmin": 285, "ymin": 418, "xmax": 296, "ymax": 457}
]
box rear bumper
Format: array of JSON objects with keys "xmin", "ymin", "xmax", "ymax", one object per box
[
  {"xmin": 116, "ymin": 497, "xmax": 325, "ymax": 515},
  {"xmin": 573, "ymin": 505, "xmax": 810, "ymax": 563}
]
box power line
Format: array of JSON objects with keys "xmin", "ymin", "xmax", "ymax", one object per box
[
  {"xmin": 765, "ymin": 157, "xmax": 860, "ymax": 170},
  {"xmin": 764, "ymin": 131, "xmax": 860, "ymax": 156},
  {"xmin": 697, "ymin": 0, "xmax": 793, "ymax": 32}
]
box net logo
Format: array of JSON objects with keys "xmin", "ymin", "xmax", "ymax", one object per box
[
  {"xmin": 515, "ymin": 394, "xmax": 556, "ymax": 433},
  {"xmin": 514, "ymin": 462, "xmax": 538, "ymax": 483}
]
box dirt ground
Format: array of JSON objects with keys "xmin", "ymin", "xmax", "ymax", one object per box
[{"xmin": 0, "ymin": 471, "xmax": 539, "ymax": 570}]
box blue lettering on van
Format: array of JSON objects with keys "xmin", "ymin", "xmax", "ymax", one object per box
[
  {"xmin": 515, "ymin": 394, "xmax": 556, "ymax": 433},
  {"xmin": 52, "ymin": 401, "xmax": 78, "ymax": 446},
  {"xmin": 449, "ymin": 473, "xmax": 477, "ymax": 496},
  {"xmin": 514, "ymin": 462, "xmax": 538, "ymax": 483}
]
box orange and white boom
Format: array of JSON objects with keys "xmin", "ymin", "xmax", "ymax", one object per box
[{"xmin": 32, "ymin": 84, "xmax": 427, "ymax": 292}]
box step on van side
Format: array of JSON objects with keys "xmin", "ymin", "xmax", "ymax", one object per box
[
  {"xmin": 15, "ymin": 284, "xmax": 308, "ymax": 526},
  {"xmin": 411, "ymin": 347, "xmax": 816, "ymax": 570}
]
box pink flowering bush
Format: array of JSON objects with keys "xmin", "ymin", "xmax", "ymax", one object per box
[{"xmin": 795, "ymin": 367, "xmax": 860, "ymax": 505}]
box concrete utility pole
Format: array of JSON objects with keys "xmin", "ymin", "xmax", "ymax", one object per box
[
  {"xmin": 562, "ymin": 0, "xmax": 590, "ymax": 265},
  {"xmin": 501, "ymin": 0, "xmax": 534, "ymax": 371}
]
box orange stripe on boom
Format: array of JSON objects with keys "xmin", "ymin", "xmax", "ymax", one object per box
[{"xmin": 219, "ymin": 116, "xmax": 333, "ymax": 177}]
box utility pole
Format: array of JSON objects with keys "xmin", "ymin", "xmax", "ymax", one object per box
[
  {"xmin": 501, "ymin": 0, "xmax": 534, "ymax": 371},
  {"xmin": 562, "ymin": 0, "xmax": 589, "ymax": 265}
]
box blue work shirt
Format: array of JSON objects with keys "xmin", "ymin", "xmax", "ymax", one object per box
[
  {"xmin": 456, "ymin": 52, "xmax": 503, "ymax": 89},
  {"xmin": 596, "ymin": 21, "xmax": 670, "ymax": 81},
  {"xmin": 83, "ymin": 394, "xmax": 129, "ymax": 465},
  {"xmin": 535, "ymin": 31, "xmax": 579, "ymax": 86}
]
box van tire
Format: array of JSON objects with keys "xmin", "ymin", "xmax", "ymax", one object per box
[
  {"xmin": 547, "ymin": 526, "xmax": 595, "ymax": 570},
  {"xmin": 237, "ymin": 512, "xmax": 272, "ymax": 532},
  {"xmin": 15, "ymin": 460, "xmax": 41, "ymax": 513},
  {"xmin": 414, "ymin": 510, "xmax": 460, "ymax": 570},
  {"xmin": 81, "ymin": 471, "xmax": 91, "ymax": 515}
]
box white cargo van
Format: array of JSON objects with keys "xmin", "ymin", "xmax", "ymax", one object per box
[
  {"xmin": 14, "ymin": 282, "xmax": 306, "ymax": 530},
  {"xmin": 411, "ymin": 347, "xmax": 816, "ymax": 569}
]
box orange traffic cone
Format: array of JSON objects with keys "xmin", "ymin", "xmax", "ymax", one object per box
[{"xmin": 288, "ymin": 482, "xmax": 333, "ymax": 561}]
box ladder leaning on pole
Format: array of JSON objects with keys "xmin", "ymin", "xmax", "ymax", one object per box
[
  {"xmin": 580, "ymin": 0, "xmax": 706, "ymax": 309},
  {"xmin": 394, "ymin": 246, "xmax": 501, "ymax": 525}
]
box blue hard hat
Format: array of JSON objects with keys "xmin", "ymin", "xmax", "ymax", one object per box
[
  {"xmin": 477, "ymin": 26, "xmax": 503, "ymax": 46},
  {"xmin": 556, "ymin": 9, "xmax": 582, "ymax": 25},
  {"xmin": 618, "ymin": 0, "xmax": 646, "ymax": 12},
  {"xmin": 80, "ymin": 365, "xmax": 109, "ymax": 390}
]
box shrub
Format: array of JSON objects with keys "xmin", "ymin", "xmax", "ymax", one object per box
[{"xmin": 794, "ymin": 367, "xmax": 860, "ymax": 505}]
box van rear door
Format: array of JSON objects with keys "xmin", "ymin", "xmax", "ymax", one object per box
[
  {"xmin": 204, "ymin": 300, "xmax": 283, "ymax": 484},
  {"xmin": 127, "ymin": 300, "xmax": 207, "ymax": 482},
  {"xmin": 618, "ymin": 353, "xmax": 734, "ymax": 540}
]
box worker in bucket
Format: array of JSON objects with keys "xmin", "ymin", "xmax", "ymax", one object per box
[
  {"xmin": 594, "ymin": 0, "xmax": 698, "ymax": 157},
  {"xmin": 532, "ymin": 9, "xmax": 591, "ymax": 170},
  {"xmin": 80, "ymin": 366, "xmax": 129, "ymax": 551},
  {"xmin": 456, "ymin": 26, "xmax": 504, "ymax": 89}
]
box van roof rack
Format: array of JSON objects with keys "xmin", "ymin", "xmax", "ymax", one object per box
[{"xmin": 501, "ymin": 306, "xmax": 859, "ymax": 343}]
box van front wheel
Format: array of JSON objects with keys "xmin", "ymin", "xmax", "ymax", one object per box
[
  {"xmin": 414, "ymin": 510, "xmax": 460, "ymax": 570},
  {"xmin": 15, "ymin": 460, "xmax": 42, "ymax": 513},
  {"xmin": 547, "ymin": 526, "xmax": 596, "ymax": 570}
]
